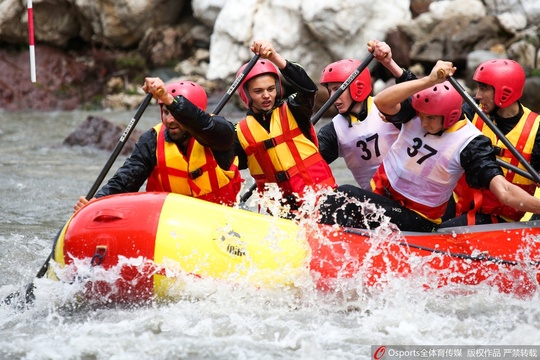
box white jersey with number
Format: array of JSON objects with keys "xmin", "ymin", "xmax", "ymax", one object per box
[
  {"xmin": 333, "ymin": 97, "xmax": 400, "ymax": 190},
  {"xmin": 383, "ymin": 117, "xmax": 481, "ymax": 207}
]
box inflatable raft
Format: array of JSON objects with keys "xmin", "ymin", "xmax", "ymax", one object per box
[{"xmin": 48, "ymin": 192, "xmax": 540, "ymax": 303}]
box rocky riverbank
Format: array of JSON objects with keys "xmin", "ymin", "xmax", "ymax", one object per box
[{"xmin": 2, "ymin": 0, "xmax": 540, "ymax": 113}]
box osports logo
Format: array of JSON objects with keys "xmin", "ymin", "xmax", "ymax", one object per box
[{"xmin": 373, "ymin": 346, "xmax": 386, "ymax": 360}]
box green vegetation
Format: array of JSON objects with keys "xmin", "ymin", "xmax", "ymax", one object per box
[
  {"xmin": 115, "ymin": 53, "xmax": 146, "ymax": 70},
  {"xmin": 81, "ymin": 94, "xmax": 105, "ymax": 111}
]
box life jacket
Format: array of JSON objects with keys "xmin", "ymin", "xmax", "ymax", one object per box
[
  {"xmin": 236, "ymin": 103, "xmax": 336, "ymax": 198},
  {"xmin": 454, "ymin": 108, "xmax": 539, "ymax": 223},
  {"xmin": 146, "ymin": 124, "xmax": 242, "ymax": 206},
  {"xmin": 371, "ymin": 118, "xmax": 479, "ymax": 224},
  {"xmin": 333, "ymin": 96, "xmax": 400, "ymax": 190}
]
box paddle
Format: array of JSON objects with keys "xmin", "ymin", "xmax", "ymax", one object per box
[
  {"xmin": 496, "ymin": 159, "xmax": 538, "ymax": 182},
  {"xmin": 239, "ymin": 50, "xmax": 376, "ymax": 204},
  {"xmin": 5, "ymin": 55, "xmax": 262, "ymax": 307},
  {"xmin": 213, "ymin": 54, "xmax": 260, "ymax": 114},
  {"xmin": 3, "ymin": 92, "xmax": 155, "ymax": 308},
  {"xmin": 445, "ymin": 75, "xmax": 540, "ymax": 184}
]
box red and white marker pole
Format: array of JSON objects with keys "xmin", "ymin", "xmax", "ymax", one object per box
[{"xmin": 27, "ymin": 0, "xmax": 36, "ymax": 82}]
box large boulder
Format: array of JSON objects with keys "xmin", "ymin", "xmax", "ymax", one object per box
[
  {"xmin": 205, "ymin": 0, "xmax": 411, "ymax": 83},
  {"xmin": 2, "ymin": 0, "xmax": 540, "ymax": 111},
  {"xmin": 73, "ymin": 0, "xmax": 186, "ymax": 48},
  {"xmin": 63, "ymin": 115, "xmax": 143, "ymax": 155}
]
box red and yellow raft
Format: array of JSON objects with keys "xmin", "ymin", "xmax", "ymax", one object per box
[{"xmin": 48, "ymin": 192, "xmax": 540, "ymax": 303}]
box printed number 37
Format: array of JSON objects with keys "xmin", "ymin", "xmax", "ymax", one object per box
[
  {"xmin": 407, "ymin": 137, "xmax": 437, "ymax": 164},
  {"xmin": 356, "ymin": 133, "xmax": 380, "ymax": 160}
]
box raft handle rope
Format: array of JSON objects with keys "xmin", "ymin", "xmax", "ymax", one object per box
[
  {"xmin": 343, "ymin": 228, "xmax": 540, "ymax": 266},
  {"xmin": 400, "ymin": 242, "xmax": 540, "ymax": 266},
  {"xmin": 90, "ymin": 246, "xmax": 108, "ymax": 267}
]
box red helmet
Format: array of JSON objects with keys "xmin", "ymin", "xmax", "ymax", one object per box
[
  {"xmin": 412, "ymin": 81, "xmax": 462, "ymax": 129},
  {"xmin": 320, "ymin": 59, "xmax": 372, "ymax": 102},
  {"xmin": 236, "ymin": 60, "xmax": 282, "ymax": 108},
  {"xmin": 473, "ymin": 59, "xmax": 525, "ymax": 108},
  {"xmin": 158, "ymin": 81, "xmax": 208, "ymax": 111}
]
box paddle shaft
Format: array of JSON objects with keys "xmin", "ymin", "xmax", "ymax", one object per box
[
  {"xmin": 311, "ymin": 52, "xmax": 375, "ymax": 123},
  {"xmin": 12, "ymin": 66, "xmax": 257, "ymax": 305},
  {"xmin": 46, "ymin": 93, "xmax": 153, "ymax": 266},
  {"xmin": 496, "ymin": 158, "xmax": 537, "ymax": 182},
  {"xmin": 33, "ymin": 59, "xmax": 261, "ymax": 280},
  {"xmin": 3, "ymin": 93, "xmax": 156, "ymax": 305},
  {"xmin": 446, "ymin": 76, "xmax": 540, "ymax": 184},
  {"xmin": 85, "ymin": 93, "xmax": 153, "ymax": 199},
  {"xmin": 239, "ymin": 52, "xmax": 376, "ymax": 204},
  {"xmin": 86, "ymin": 53, "xmax": 259, "ymax": 198},
  {"xmin": 212, "ymin": 54, "xmax": 260, "ymax": 114}
]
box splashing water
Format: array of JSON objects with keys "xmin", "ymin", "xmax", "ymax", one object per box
[{"xmin": 2, "ymin": 109, "xmax": 540, "ymax": 359}]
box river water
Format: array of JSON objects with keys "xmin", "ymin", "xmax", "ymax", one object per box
[{"xmin": 1, "ymin": 101, "xmax": 539, "ymax": 360}]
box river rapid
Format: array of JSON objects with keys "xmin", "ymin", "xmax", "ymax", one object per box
[{"xmin": 1, "ymin": 102, "xmax": 539, "ymax": 360}]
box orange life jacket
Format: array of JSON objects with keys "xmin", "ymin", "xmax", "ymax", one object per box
[
  {"xmin": 237, "ymin": 103, "xmax": 336, "ymax": 197},
  {"xmin": 454, "ymin": 109, "xmax": 539, "ymax": 223},
  {"xmin": 146, "ymin": 124, "xmax": 242, "ymax": 206}
]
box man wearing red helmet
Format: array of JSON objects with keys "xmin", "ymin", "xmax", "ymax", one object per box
[
  {"xmin": 234, "ymin": 40, "xmax": 336, "ymax": 211},
  {"xmin": 74, "ymin": 77, "xmax": 241, "ymax": 211},
  {"xmin": 319, "ymin": 61, "xmax": 540, "ymax": 232},
  {"xmin": 317, "ymin": 40, "xmax": 416, "ymax": 190},
  {"xmin": 441, "ymin": 59, "xmax": 540, "ymax": 227}
]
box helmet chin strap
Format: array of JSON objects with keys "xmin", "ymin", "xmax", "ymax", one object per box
[
  {"xmin": 343, "ymin": 101, "xmax": 362, "ymax": 128},
  {"xmin": 251, "ymin": 105, "xmax": 266, "ymax": 114},
  {"xmin": 346, "ymin": 101, "xmax": 357, "ymax": 114},
  {"xmin": 252, "ymin": 100, "xmax": 281, "ymax": 120}
]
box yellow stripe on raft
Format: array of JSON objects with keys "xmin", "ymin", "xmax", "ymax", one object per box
[
  {"xmin": 153, "ymin": 194, "xmax": 311, "ymax": 299},
  {"xmin": 48, "ymin": 220, "xmax": 71, "ymax": 280},
  {"xmin": 522, "ymin": 187, "xmax": 540, "ymax": 221}
]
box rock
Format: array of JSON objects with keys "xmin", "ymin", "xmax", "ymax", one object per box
[
  {"xmin": 410, "ymin": 0, "xmax": 433, "ymax": 18},
  {"xmin": 101, "ymin": 94, "xmax": 149, "ymax": 111},
  {"xmin": 497, "ymin": 12, "xmax": 528, "ymax": 33},
  {"xmin": 73, "ymin": 0, "xmax": 187, "ymax": 48},
  {"xmin": 522, "ymin": 77, "xmax": 540, "ymax": 113},
  {"xmin": 63, "ymin": 115, "xmax": 143, "ymax": 155},
  {"xmin": 518, "ymin": 0, "xmax": 540, "ymax": 25},
  {"xmin": 0, "ymin": 0, "xmax": 26, "ymax": 44},
  {"xmin": 3, "ymin": 0, "xmax": 540, "ymax": 112},
  {"xmin": 465, "ymin": 50, "xmax": 507, "ymax": 88},
  {"xmin": 0, "ymin": 45, "xmax": 103, "ymax": 111},
  {"xmin": 385, "ymin": 29, "xmax": 413, "ymax": 71},
  {"xmin": 138, "ymin": 26, "xmax": 189, "ymax": 68},
  {"xmin": 507, "ymin": 41, "xmax": 537, "ymax": 73},
  {"xmin": 138, "ymin": 19, "xmax": 209, "ymax": 68},
  {"xmin": 428, "ymin": 0, "xmax": 486, "ymax": 19},
  {"xmin": 406, "ymin": 15, "xmax": 512, "ymax": 68},
  {"xmin": 207, "ymin": 0, "xmax": 411, "ymax": 84},
  {"xmin": 192, "ymin": 0, "xmax": 227, "ymax": 28}
]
